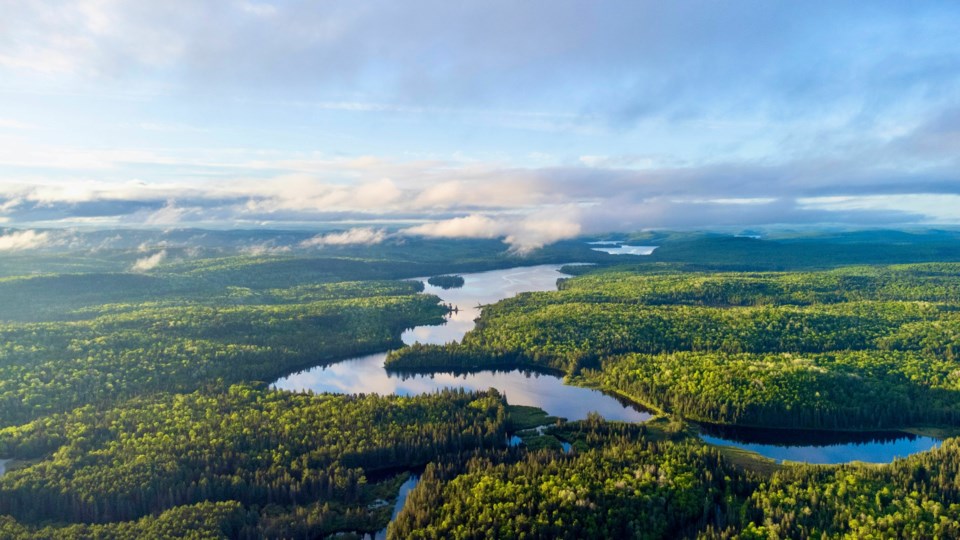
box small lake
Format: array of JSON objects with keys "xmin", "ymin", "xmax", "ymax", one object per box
[
  {"xmin": 588, "ymin": 242, "xmax": 658, "ymax": 256},
  {"xmin": 273, "ymin": 263, "xmax": 941, "ymax": 465},
  {"xmin": 701, "ymin": 431, "xmax": 940, "ymax": 465}
]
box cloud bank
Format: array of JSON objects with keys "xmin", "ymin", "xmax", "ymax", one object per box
[
  {"xmin": 0, "ymin": 230, "xmax": 52, "ymax": 251},
  {"xmin": 301, "ymin": 228, "xmax": 388, "ymax": 247},
  {"xmin": 0, "ymin": 2, "xmax": 958, "ymax": 250},
  {"xmin": 404, "ymin": 210, "xmax": 582, "ymax": 253}
]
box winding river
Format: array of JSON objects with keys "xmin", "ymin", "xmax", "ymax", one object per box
[
  {"xmin": 275, "ymin": 264, "xmax": 939, "ymax": 464},
  {"xmin": 272, "ymin": 264, "xmax": 942, "ymax": 535},
  {"xmin": 274, "ymin": 266, "xmax": 648, "ymax": 423}
]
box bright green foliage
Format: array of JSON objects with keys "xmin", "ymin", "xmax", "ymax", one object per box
[
  {"xmin": 596, "ymin": 350, "xmax": 960, "ymax": 429},
  {"xmin": 388, "ymin": 264, "xmax": 960, "ymax": 429},
  {"xmin": 0, "ymin": 242, "xmax": 959, "ymax": 538},
  {"xmin": 701, "ymin": 438, "xmax": 960, "ymax": 539},
  {"xmin": 0, "ymin": 286, "xmax": 444, "ymax": 428},
  {"xmin": 0, "ymin": 385, "xmax": 507, "ymax": 527},
  {"xmin": 0, "ymin": 501, "xmax": 247, "ymax": 540},
  {"xmin": 390, "ymin": 418, "xmax": 753, "ymax": 540}
]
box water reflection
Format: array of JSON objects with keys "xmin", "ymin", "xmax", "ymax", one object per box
[
  {"xmin": 700, "ymin": 424, "xmax": 941, "ymax": 464},
  {"xmin": 275, "ymin": 353, "xmax": 651, "ymax": 423},
  {"xmin": 375, "ymin": 474, "xmax": 420, "ymax": 540},
  {"xmin": 275, "ymin": 264, "xmax": 651, "ymax": 422},
  {"xmin": 589, "ymin": 244, "xmax": 658, "ymax": 256},
  {"xmin": 273, "ymin": 263, "xmax": 942, "ymax": 465},
  {"xmin": 401, "ymin": 265, "xmax": 573, "ymax": 345}
]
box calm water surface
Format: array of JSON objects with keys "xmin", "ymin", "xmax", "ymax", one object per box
[
  {"xmin": 273, "ymin": 264, "xmax": 941, "ymax": 465},
  {"xmin": 590, "ymin": 245, "xmax": 658, "ymax": 255},
  {"xmin": 374, "ymin": 474, "xmax": 420, "ymax": 540},
  {"xmin": 701, "ymin": 433, "xmax": 940, "ymax": 465},
  {"xmin": 275, "ymin": 265, "xmax": 650, "ymax": 423}
]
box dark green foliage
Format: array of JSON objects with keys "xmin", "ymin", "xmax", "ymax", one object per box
[
  {"xmin": 506, "ymin": 405, "xmax": 559, "ymax": 431},
  {"xmin": 388, "ymin": 264, "xmax": 960, "ymax": 430},
  {"xmin": 0, "ymin": 501, "xmax": 248, "ymax": 540},
  {"xmin": 0, "ymin": 385, "xmax": 507, "ymax": 526},
  {"xmin": 0, "ymin": 273, "xmax": 175, "ymax": 322},
  {"xmin": 596, "ymin": 350, "xmax": 960, "ymax": 429},
  {"xmin": 390, "ymin": 417, "xmax": 755, "ymax": 539},
  {"xmin": 1, "ymin": 233, "xmax": 959, "ymax": 538},
  {"xmin": 427, "ymin": 275, "xmax": 465, "ymax": 289},
  {"xmin": 644, "ymin": 232, "xmax": 960, "ymax": 271},
  {"xmin": 0, "ymin": 285, "xmax": 446, "ymax": 428},
  {"xmin": 701, "ymin": 438, "xmax": 960, "ymax": 539}
]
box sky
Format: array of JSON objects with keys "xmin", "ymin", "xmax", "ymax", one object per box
[{"xmin": 1, "ymin": 1, "xmax": 959, "ymax": 251}]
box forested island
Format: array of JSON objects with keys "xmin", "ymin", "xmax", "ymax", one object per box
[
  {"xmin": 1, "ymin": 230, "xmax": 960, "ymax": 538},
  {"xmin": 426, "ymin": 275, "xmax": 465, "ymax": 289}
]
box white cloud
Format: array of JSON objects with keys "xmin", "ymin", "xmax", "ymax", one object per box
[
  {"xmin": 0, "ymin": 198, "xmax": 23, "ymax": 213},
  {"xmin": 403, "ymin": 209, "xmax": 582, "ymax": 254},
  {"xmin": 403, "ymin": 215, "xmax": 502, "ymax": 239},
  {"xmin": 143, "ymin": 202, "xmax": 189, "ymax": 225},
  {"xmin": 0, "ymin": 230, "xmax": 51, "ymax": 251},
  {"xmin": 505, "ymin": 209, "xmax": 582, "ymax": 254},
  {"xmin": 241, "ymin": 2, "xmax": 278, "ymax": 17},
  {"xmin": 131, "ymin": 250, "xmax": 167, "ymax": 272},
  {"xmin": 1, "ymin": 137, "xmax": 959, "ymax": 241},
  {"xmin": 300, "ymin": 227, "xmax": 388, "ymax": 247},
  {"xmin": 352, "ymin": 178, "xmax": 402, "ymax": 208}
]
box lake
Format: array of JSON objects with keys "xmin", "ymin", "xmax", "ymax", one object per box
[
  {"xmin": 698, "ymin": 424, "xmax": 941, "ymax": 464},
  {"xmin": 275, "ymin": 265, "xmax": 650, "ymax": 423},
  {"xmin": 588, "ymin": 243, "xmax": 659, "ymax": 255},
  {"xmin": 273, "ymin": 263, "xmax": 942, "ymax": 464}
]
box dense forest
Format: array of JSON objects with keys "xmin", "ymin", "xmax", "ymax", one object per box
[
  {"xmin": 390, "ymin": 415, "xmax": 960, "ymax": 539},
  {"xmin": 707, "ymin": 437, "xmax": 960, "ymax": 539},
  {"xmin": 0, "ymin": 282, "xmax": 446, "ymax": 428},
  {"xmin": 2, "ymin": 231, "xmax": 960, "ymax": 538},
  {"xmin": 390, "ymin": 416, "xmax": 755, "ymax": 539},
  {"xmin": 387, "ymin": 264, "xmax": 960, "ymax": 430},
  {"xmin": 0, "ymin": 385, "xmax": 507, "ymax": 536},
  {"xmin": 426, "ymin": 275, "xmax": 465, "ymax": 289}
]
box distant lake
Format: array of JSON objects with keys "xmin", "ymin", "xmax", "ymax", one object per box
[{"xmin": 588, "ymin": 243, "xmax": 658, "ymax": 255}]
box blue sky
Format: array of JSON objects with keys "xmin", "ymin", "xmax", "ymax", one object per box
[{"xmin": 1, "ymin": 1, "xmax": 959, "ymax": 250}]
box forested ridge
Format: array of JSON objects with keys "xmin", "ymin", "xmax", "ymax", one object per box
[
  {"xmin": 0, "ymin": 286, "xmax": 446, "ymax": 428},
  {"xmin": 387, "ymin": 264, "xmax": 960, "ymax": 430}
]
